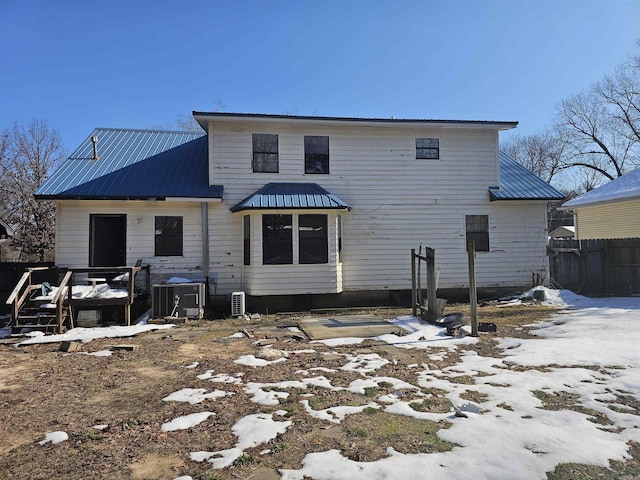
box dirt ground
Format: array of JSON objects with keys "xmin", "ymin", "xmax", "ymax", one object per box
[{"xmin": 0, "ymin": 304, "xmax": 638, "ymax": 480}]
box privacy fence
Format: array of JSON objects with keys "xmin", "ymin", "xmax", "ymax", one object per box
[
  {"xmin": 0, "ymin": 262, "xmax": 57, "ymax": 314},
  {"xmin": 548, "ymin": 238, "xmax": 640, "ymax": 296}
]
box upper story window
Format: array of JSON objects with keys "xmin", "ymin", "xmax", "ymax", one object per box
[
  {"xmin": 465, "ymin": 215, "xmax": 489, "ymax": 252},
  {"xmin": 304, "ymin": 135, "xmax": 329, "ymax": 174},
  {"xmin": 253, "ymin": 133, "xmax": 279, "ymax": 173},
  {"xmin": 155, "ymin": 216, "xmax": 183, "ymax": 256},
  {"xmin": 416, "ymin": 138, "xmax": 439, "ymax": 159}
]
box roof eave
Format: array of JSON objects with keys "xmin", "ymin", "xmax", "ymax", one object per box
[
  {"xmin": 560, "ymin": 195, "xmax": 639, "ymax": 210},
  {"xmin": 36, "ymin": 194, "xmax": 223, "ymax": 202},
  {"xmin": 231, "ymin": 205, "xmax": 351, "ymax": 213},
  {"xmin": 193, "ymin": 112, "xmax": 518, "ymax": 131}
]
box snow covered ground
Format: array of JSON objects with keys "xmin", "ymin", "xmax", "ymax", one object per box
[{"xmin": 12, "ymin": 288, "xmax": 640, "ymax": 479}]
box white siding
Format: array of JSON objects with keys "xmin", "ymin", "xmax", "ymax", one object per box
[
  {"xmin": 57, "ymin": 200, "xmax": 206, "ymax": 285},
  {"xmin": 55, "ymin": 119, "xmax": 548, "ymax": 297},
  {"xmin": 574, "ymin": 199, "xmax": 640, "ymax": 240},
  {"xmin": 205, "ymin": 120, "xmax": 548, "ymax": 294},
  {"xmin": 238, "ymin": 210, "xmax": 343, "ymax": 295}
]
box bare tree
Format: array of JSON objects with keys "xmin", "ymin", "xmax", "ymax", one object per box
[
  {"xmin": 177, "ymin": 98, "xmax": 226, "ymax": 132},
  {"xmin": 554, "ymin": 46, "xmax": 640, "ymax": 182},
  {"xmin": 502, "ymin": 129, "xmax": 565, "ymax": 183},
  {"xmin": 0, "ymin": 119, "xmax": 65, "ymax": 261}
]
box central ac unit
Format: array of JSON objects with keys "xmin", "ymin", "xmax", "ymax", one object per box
[
  {"xmin": 231, "ymin": 291, "xmax": 246, "ymax": 317},
  {"xmin": 152, "ymin": 283, "xmax": 205, "ymax": 319}
]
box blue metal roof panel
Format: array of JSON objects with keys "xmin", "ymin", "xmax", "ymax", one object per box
[
  {"xmin": 231, "ymin": 183, "xmax": 351, "ymax": 212},
  {"xmin": 35, "ymin": 129, "xmax": 222, "ymax": 200},
  {"xmin": 490, "ymin": 151, "xmax": 565, "ymax": 201}
]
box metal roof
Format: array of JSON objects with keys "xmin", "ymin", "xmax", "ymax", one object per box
[
  {"xmin": 230, "ymin": 183, "xmax": 351, "ymax": 212},
  {"xmin": 562, "ymin": 167, "xmax": 640, "ymax": 208},
  {"xmin": 35, "ymin": 129, "xmax": 223, "ymax": 200},
  {"xmin": 193, "ymin": 111, "xmax": 518, "ymax": 130},
  {"xmin": 490, "ymin": 151, "xmax": 565, "ymax": 201}
]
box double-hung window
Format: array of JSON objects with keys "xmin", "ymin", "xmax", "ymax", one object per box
[
  {"xmin": 155, "ymin": 216, "xmax": 183, "ymax": 256},
  {"xmin": 262, "ymin": 214, "xmax": 292, "ymax": 264},
  {"xmin": 299, "ymin": 214, "xmax": 328, "ymax": 264},
  {"xmin": 253, "ymin": 133, "xmax": 279, "ymax": 173},
  {"xmin": 304, "ymin": 136, "xmax": 329, "ymax": 174},
  {"xmin": 465, "ymin": 215, "xmax": 489, "ymax": 252}
]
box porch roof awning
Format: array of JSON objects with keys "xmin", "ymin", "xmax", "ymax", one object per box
[{"xmin": 230, "ymin": 183, "xmax": 351, "ymax": 212}]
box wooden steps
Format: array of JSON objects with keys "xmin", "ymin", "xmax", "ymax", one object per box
[{"xmin": 11, "ymin": 303, "xmax": 71, "ymax": 334}]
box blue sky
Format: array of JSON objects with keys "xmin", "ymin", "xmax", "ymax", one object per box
[{"xmin": 1, "ymin": 0, "xmax": 638, "ymax": 152}]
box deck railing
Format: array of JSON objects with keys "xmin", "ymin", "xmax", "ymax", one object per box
[{"xmin": 5, "ymin": 267, "xmax": 54, "ymax": 327}]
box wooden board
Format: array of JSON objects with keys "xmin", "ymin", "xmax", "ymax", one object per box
[{"xmin": 296, "ymin": 315, "xmax": 405, "ymax": 340}]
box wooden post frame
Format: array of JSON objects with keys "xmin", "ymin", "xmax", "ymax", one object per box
[
  {"xmin": 425, "ymin": 247, "xmax": 436, "ymax": 319},
  {"xmin": 411, "ymin": 247, "xmax": 438, "ymax": 320},
  {"xmin": 467, "ymin": 240, "xmax": 478, "ymax": 337}
]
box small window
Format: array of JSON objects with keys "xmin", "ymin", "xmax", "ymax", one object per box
[
  {"xmin": 253, "ymin": 133, "xmax": 279, "ymax": 173},
  {"xmin": 416, "ymin": 138, "xmax": 439, "ymax": 159},
  {"xmin": 155, "ymin": 216, "xmax": 183, "ymax": 256},
  {"xmin": 262, "ymin": 214, "xmax": 292, "ymax": 264},
  {"xmin": 243, "ymin": 215, "xmax": 251, "ymax": 266},
  {"xmin": 299, "ymin": 214, "xmax": 328, "ymax": 264},
  {"xmin": 304, "ymin": 136, "xmax": 329, "ymax": 174},
  {"xmin": 466, "ymin": 215, "xmax": 489, "ymax": 252}
]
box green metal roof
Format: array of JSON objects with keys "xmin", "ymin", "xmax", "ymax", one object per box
[{"xmin": 35, "ymin": 128, "xmax": 223, "ymax": 200}]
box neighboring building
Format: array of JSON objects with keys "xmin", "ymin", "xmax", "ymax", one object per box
[
  {"xmin": 0, "ymin": 219, "xmax": 16, "ymax": 262},
  {"xmin": 35, "ymin": 113, "xmax": 564, "ymax": 310},
  {"xmin": 549, "ymin": 225, "xmax": 575, "ymax": 239},
  {"xmin": 561, "ymin": 168, "xmax": 640, "ymax": 240}
]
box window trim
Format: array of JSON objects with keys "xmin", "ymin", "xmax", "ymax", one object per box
[
  {"xmin": 243, "ymin": 215, "xmax": 251, "ymax": 266},
  {"xmin": 337, "ymin": 214, "xmax": 343, "ymax": 264},
  {"xmin": 252, "ymin": 133, "xmax": 279, "ymax": 173},
  {"xmin": 259, "ymin": 213, "xmax": 332, "ymax": 266},
  {"xmin": 304, "ymin": 135, "xmax": 330, "ymax": 174},
  {"xmin": 154, "ymin": 215, "xmax": 184, "ymax": 257},
  {"xmin": 416, "ymin": 137, "xmax": 440, "ymax": 159}
]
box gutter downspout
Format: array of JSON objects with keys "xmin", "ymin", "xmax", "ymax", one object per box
[{"xmin": 201, "ymin": 202, "xmax": 212, "ymax": 297}]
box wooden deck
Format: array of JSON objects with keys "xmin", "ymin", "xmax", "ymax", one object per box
[{"xmin": 6, "ymin": 265, "xmax": 151, "ymax": 334}]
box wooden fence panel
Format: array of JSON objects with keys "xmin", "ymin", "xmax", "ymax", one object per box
[
  {"xmin": 549, "ymin": 238, "xmax": 640, "ymax": 296},
  {"xmin": 606, "ymin": 239, "xmax": 640, "ymax": 295}
]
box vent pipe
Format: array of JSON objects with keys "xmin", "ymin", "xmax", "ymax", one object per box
[{"xmin": 91, "ymin": 136, "xmax": 99, "ymax": 160}]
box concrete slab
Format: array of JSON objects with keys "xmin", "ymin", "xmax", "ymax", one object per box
[{"xmin": 296, "ymin": 315, "xmax": 406, "ymax": 340}]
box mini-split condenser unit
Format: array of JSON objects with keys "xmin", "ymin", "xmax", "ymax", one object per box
[
  {"xmin": 152, "ymin": 283, "xmax": 205, "ymax": 319},
  {"xmin": 231, "ymin": 291, "xmax": 246, "ymax": 317}
]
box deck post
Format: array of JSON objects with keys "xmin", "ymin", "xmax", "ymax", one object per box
[
  {"xmin": 426, "ymin": 247, "xmax": 436, "ymax": 319},
  {"xmin": 411, "ymin": 249, "xmax": 417, "ymax": 317}
]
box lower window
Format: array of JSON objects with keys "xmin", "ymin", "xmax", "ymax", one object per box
[
  {"xmin": 299, "ymin": 214, "xmax": 328, "ymax": 264},
  {"xmin": 465, "ymin": 215, "xmax": 489, "ymax": 252},
  {"xmin": 155, "ymin": 216, "xmax": 183, "ymax": 256},
  {"xmin": 263, "ymin": 214, "xmax": 293, "ymax": 264},
  {"xmin": 261, "ymin": 214, "xmax": 329, "ymax": 265}
]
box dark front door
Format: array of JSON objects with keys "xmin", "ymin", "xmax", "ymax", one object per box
[{"xmin": 90, "ymin": 214, "xmax": 126, "ymax": 267}]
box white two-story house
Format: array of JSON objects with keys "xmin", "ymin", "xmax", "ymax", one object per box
[{"xmin": 35, "ymin": 112, "xmax": 564, "ymax": 311}]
